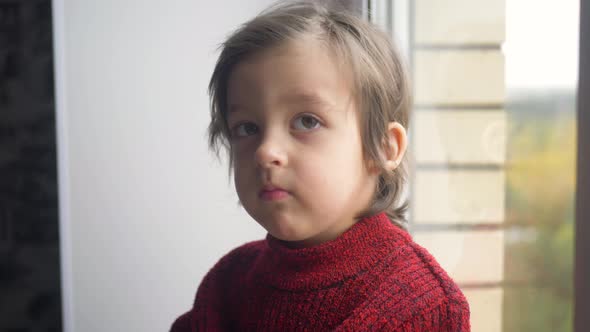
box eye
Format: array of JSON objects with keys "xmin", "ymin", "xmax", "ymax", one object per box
[
  {"xmin": 292, "ymin": 115, "xmax": 321, "ymax": 131},
  {"xmin": 232, "ymin": 122, "xmax": 259, "ymax": 138}
]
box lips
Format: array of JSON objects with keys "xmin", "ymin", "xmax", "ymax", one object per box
[{"xmin": 259, "ymin": 185, "xmax": 290, "ymax": 201}]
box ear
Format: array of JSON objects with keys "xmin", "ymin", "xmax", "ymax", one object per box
[{"xmin": 383, "ymin": 122, "xmax": 408, "ymax": 171}]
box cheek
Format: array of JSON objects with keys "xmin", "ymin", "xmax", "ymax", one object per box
[
  {"xmin": 233, "ymin": 156, "xmax": 254, "ymax": 196},
  {"xmin": 297, "ymin": 134, "xmax": 367, "ymax": 196},
  {"xmin": 328, "ymin": 126, "xmax": 366, "ymax": 172},
  {"xmin": 232, "ymin": 143, "xmax": 255, "ymax": 171}
]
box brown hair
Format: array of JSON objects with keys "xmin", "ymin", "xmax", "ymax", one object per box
[{"xmin": 208, "ymin": 1, "xmax": 412, "ymax": 228}]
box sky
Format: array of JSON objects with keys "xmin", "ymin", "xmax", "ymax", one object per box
[{"xmin": 503, "ymin": 0, "xmax": 580, "ymax": 89}]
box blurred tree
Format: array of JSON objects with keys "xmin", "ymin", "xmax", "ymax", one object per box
[{"xmin": 503, "ymin": 111, "xmax": 575, "ymax": 332}]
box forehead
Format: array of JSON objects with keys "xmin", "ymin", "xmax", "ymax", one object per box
[
  {"xmin": 226, "ymin": 37, "xmax": 355, "ymax": 110},
  {"xmin": 228, "ymin": 90, "xmax": 334, "ymax": 114}
]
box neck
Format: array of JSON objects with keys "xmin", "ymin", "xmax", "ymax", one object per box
[{"xmin": 275, "ymin": 216, "xmax": 364, "ymax": 249}]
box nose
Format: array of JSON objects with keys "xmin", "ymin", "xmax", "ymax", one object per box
[{"xmin": 254, "ymin": 132, "xmax": 288, "ymax": 168}]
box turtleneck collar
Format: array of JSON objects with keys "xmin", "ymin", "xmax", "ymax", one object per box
[{"xmin": 256, "ymin": 212, "xmax": 411, "ymax": 291}]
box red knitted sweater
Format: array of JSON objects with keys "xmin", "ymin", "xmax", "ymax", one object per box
[{"xmin": 170, "ymin": 213, "xmax": 470, "ymax": 331}]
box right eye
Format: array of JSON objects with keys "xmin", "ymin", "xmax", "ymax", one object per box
[{"xmin": 232, "ymin": 122, "xmax": 259, "ymax": 138}]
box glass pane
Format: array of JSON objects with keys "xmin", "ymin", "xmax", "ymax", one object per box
[
  {"xmin": 502, "ymin": 0, "xmax": 578, "ymax": 331},
  {"xmin": 384, "ymin": 0, "xmax": 578, "ymax": 330}
]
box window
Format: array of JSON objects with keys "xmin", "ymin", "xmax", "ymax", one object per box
[{"xmin": 369, "ymin": 0, "xmax": 579, "ymax": 330}]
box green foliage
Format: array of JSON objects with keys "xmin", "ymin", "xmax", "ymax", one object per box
[{"xmin": 503, "ymin": 114, "xmax": 575, "ymax": 332}]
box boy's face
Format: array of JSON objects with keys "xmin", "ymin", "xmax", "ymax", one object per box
[{"xmin": 226, "ymin": 37, "xmax": 378, "ymax": 248}]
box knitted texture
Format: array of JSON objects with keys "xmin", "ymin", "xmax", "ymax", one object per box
[{"xmin": 171, "ymin": 213, "xmax": 470, "ymax": 331}]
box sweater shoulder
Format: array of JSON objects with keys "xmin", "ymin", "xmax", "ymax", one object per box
[
  {"xmin": 208, "ymin": 239, "xmax": 267, "ymax": 276},
  {"xmin": 169, "ymin": 310, "xmax": 191, "ymax": 332},
  {"xmin": 405, "ymin": 240, "xmax": 470, "ymax": 329},
  {"xmin": 405, "ymin": 240, "xmax": 469, "ymax": 306},
  {"xmin": 345, "ymin": 238, "xmax": 470, "ymax": 330},
  {"xmin": 376, "ymin": 236, "xmax": 468, "ymax": 297},
  {"xmin": 220, "ymin": 239, "xmax": 267, "ymax": 262},
  {"xmin": 168, "ymin": 239, "xmax": 267, "ymax": 331}
]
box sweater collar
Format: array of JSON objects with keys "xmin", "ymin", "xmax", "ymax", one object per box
[{"xmin": 258, "ymin": 212, "xmax": 411, "ymax": 291}]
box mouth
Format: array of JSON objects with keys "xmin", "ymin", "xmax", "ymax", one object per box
[{"xmin": 258, "ymin": 185, "xmax": 290, "ymax": 201}]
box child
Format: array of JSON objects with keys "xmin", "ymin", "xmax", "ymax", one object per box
[{"xmin": 171, "ymin": 1, "xmax": 470, "ymax": 331}]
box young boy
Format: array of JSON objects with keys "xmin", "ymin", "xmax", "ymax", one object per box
[{"xmin": 171, "ymin": 1, "xmax": 470, "ymax": 331}]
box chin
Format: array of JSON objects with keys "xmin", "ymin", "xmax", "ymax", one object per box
[
  {"xmin": 266, "ymin": 223, "xmax": 305, "ymax": 240},
  {"xmin": 270, "ymin": 231, "xmax": 317, "ymax": 249},
  {"xmin": 270, "ymin": 231, "xmax": 308, "ymax": 242},
  {"xmin": 264, "ymin": 219, "xmax": 309, "ymax": 242}
]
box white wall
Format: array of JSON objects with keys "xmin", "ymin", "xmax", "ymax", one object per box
[{"xmin": 53, "ymin": 1, "xmax": 274, "ymax": 331}]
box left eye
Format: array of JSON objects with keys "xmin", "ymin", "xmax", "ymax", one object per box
[{"xmin": 292, "ymin": 115, "xmax": 321, "ymax": 130}]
